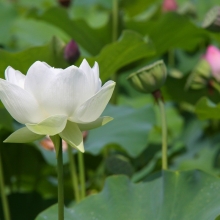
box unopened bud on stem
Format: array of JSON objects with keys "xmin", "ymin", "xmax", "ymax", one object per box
[
  {"xmin": 202, "ymin": 6, "xmax": 220, "ymax": 32},
  {"xmin": 162, "ymin": 0, "xmax": 178, "ymax": 12},
  {"xmin": 64, "ymin": 40, "xmax": 80, "ymax": 64},
  {"xmin": 58, "ymin": 0, "xmax": 72, "ymax": 8},
  {"xmin": 127, "ymin": 60, "xmax": 167, "ymax": 94}
]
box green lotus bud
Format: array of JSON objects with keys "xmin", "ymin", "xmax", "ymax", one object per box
[
  {"xmin": 127, "ymin": 60, "xmax": 167, "ymax": 94},
  {"xmin": 185, "ymin": 59, "xmax": 211, "ymax": 90},
  {"xmin": 202, "ymin": 6, "xmax": 220, "ymax": 32},
  {"xmin": 178, "ymin": 2, "xmax": 197, "ymax": 18}
]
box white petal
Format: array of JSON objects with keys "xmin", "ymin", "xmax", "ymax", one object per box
[
  {"xmin": 79, "ymin": 59, "xmax": 100, "ymax": 94},
  {"xmin": 40, "ymin": 66, "xmax": 93, "ymax": 116},
  {"xmin": 59, "ymin": 121, "xmax": 84, "ymax": 152},
  {"xmin": 42, "ymin": 62, "xmax": 63, "ymax": 75},
  {"xmin": 50, "ymin": 67, "xmax": 63, "ymax": 74},
  {"xmin": 0, "ymin": 79, "xmax": 44, "ymax": 124},
  {"xmin": 92, "ymin": 62, "xmax": 99, "ymax": 77},
  {"xmin": 79, "ymin": 59, "xmax": 93, "ymax": 74},
  {"xmin": 4, "ymin": 127, "xmax": 44, "ymax": 143},
  {"xmin": 70, "ymin": 81, "xmax": 115, "ymax": 123},
  {"xmin": 26, "ymin": 115, "xmax": 68, "ymax": 135},
  {"xmin": 92, "ymin": 62, "xmax": 102, "ymax": 91},
  {"xmin": 5, "ymin": 66, "xmax": 25, "ymax": 88},
  {"xmin": 25, "ymin": 61, "xmax": 76, "ymax": 117},
  {"xmin": 77, "ymin": 116, "xmax": 113, "ymax": 131},
  {"xmin": 24, "ymin": 61, "xmax": 54, "ymax": 101}
]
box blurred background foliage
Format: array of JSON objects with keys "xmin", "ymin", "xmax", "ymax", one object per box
[{"xmin": 1, "ymin": 0, "xmax": 220, "ymax": 219}]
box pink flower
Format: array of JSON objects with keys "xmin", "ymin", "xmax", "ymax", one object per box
[
  {"xmin": 162, "ymin": 0, "xmax": 178, "ymax": 12},
  {"xmin": 41, "ymin": 136, "xmax": 68, "ymax": 151},
  {"xmin": 203, "ymin": 45, "xmax": 220, "ymax": 81},
  {"xmin": 40, "ymin": 131, "xmax": 88, "ymax": 152},
  {"xmin": 64, "ymin": 40, "xmax": 80, "ymax": 64}
]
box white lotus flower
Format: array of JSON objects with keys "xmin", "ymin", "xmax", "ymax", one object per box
[{"xmin": 0, "ymin": 59, "xmax": 115, "ymax": 152}]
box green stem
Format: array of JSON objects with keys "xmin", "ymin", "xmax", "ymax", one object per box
[
  {"xmin": 158, "ymin": 98, "xmax": 168, "ymax": 170},
  {"xmin": 67, "ymin": 146, "xmax": 80, "ymax": 203},
  {"xmin": 0, "ymin": 152, "xmax": 11, "ymax": 220},
  {"xmin": 112, "ymin": 0, "xmax": 118, "ymax": 42},
  {"xmin": 168, "ymin": 49, "xmax": 175, "ymax": 67},
  {"xmin": 57, "ymin": 138, "xmax": 64, "ymax": 220},
  {"xmin": 111, "ymin": 0, "xmax": 119, "ymax": 105},
  {"xmin": 78, "ymin": 152, "xmax": 85, "ymax": 200},
  {"xmin": 111, "ymin": 73, "xmax": 119, "ymax": 105}
]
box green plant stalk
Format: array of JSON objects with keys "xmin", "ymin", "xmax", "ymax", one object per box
[
  {"xmin": 67, "ymin": 145, "xmax": 80, "ymax": 203},
  {"xmin": 0, "ymin": 152, "xmax": 11, "ymax": 220},
  {"xmin": 57, "ymin": 138, "xmax": 64, "ymax": 220},
  {"xmin": 78, "ymin": 152, "xmax": 85, "ymax": 199},
  {"xmin": 168, "ymin": 49, "xmax": 175, "ymax": 67},
  {"xmin": 112, "ymin": 0, "xmax": 118, "ymax": 42},
  {"xmin": 111, "ymin": 0, "xmax": 119, "ymax": 105},
  {"xmin": 158, "ymin": 98, "xmax": 168, "ymax": 170}
]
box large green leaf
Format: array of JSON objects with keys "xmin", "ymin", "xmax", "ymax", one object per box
[
  {"xmin": 0, "ymin": 2, "xmax": 18, "ymax": 46},
  {"xmin": 12, "ymin": 18, "xmax": 70, "ymax": 50},
  {"xmin": 195, "ymin": 97, "xmax": 220, "ymax": 120},
  {"xmin": 88, "ymin": 30, "xmax": 155, "ymax": 81},
  {"xmin": 36, "ymin": 170, "xmax": 220, "ymax": 220},
  {"xmin": 32, "ymin": 7, "xmax": 112, "ymax": 55},
  {"xmin": 121, "ymin": 0, "xmax": 157, "ymax": 17},
  {"xmin": 0, "ymin": 37, "xmax": 68, "ymax": 78},
  {"xmin": 174, "ymin": 146, "xmax": 220, "ymax": 175},
  {"xmin": 85, "ymin": 104, "xmax": 155, "ymax": 158},
  {"xmin": 126, "ymin": 13, "xmax": 209, "ymax": 55}
]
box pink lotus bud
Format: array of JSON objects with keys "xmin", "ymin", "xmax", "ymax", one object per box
[
  {"xmin": 40, "ymin": 137, "xmax": 68, "ymax": 152},
  {"xmin": 203, "ymin": 45, "xmax": 220, "ymax": 81},
  {"xmin": 162, "ymin": 0, "xmax": 178, "ymax": 12},
  {"xmin": 40, "ymin": 131, "xmax": 88, "ymax": 152},
  {"xmin": 58, "ymin": 0, "xmax": 72, "ymax": 8},
  {"xmin": 82, "ymin": 131, "xmax": 88, "ymax": 142},
  {"xmin": 64, "ymin": 40, "xmax": 80, "ymax": 64}
]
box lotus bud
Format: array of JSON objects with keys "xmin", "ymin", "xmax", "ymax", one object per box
[
  {"xmin": 178, "ymin": 2, "xmax": 197, "ymax": 18},
  {"xmin": 64, "ymin": 40, "xmax": 80, "ymax": 64},
  {"xmin": 162, "ymin": 0, "xmax": 178, "ymax": 12},
  {"xmin": 203, "ymin": 45, "xmax": 220, "ymax": 81},
  {"xmin": 41, "ymin": 136, "xmax": 68, "ymax": 151},
  {"xmin": 185, "ymin": 59, "xmax": 211, "ymax": 90},
  {"xmin": 41, "ymin": 131, "xmax": 88, "ymax": 151},
  {"xmin": 202, "ymin": 6, "xmax": 220, "ymax": 32},
  {"xmin": 58, "ymin": 0, "xmax": 72, "ymax": 8},
  {"xmin": 127, "ymin": 60, "xmax": 167, "ymax": 94}
]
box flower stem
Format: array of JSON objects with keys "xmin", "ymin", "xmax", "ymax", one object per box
[
  {"xmin": 67, "ymin": 145, "xmax": 80, "ymax": 203},
  {"xmin": 111, "ymin": 0, "xmax": 119, "ymax": 104},
  {"xmin": 78, "ymin": 152, "xmax": 85, "ymax": 200},
  {"xmin": 57, "ymin": 138, "xmax": 64, "ymax": 220},
  {"xmin": 112, "ymin": 0, "xmax": 118, "ymax": 42},
  {"xmin": 168, "ymin": 49, "xmax": 175, "ymax": 67},
  {"xmin": 158, "ymin": 98, "xmax": 168, "ymax": 170},
  {"xmin": 0, "ymin": 152, "xmax": 11, "ymax": 220}
]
